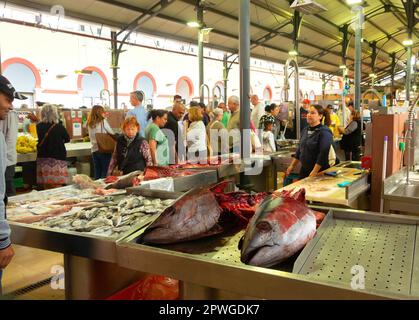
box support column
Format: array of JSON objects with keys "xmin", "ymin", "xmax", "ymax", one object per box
[
  {"xmin": 353, "ymin": 5, "xmax": 364, "ymax": 149},
  {"xmin": 111, "ymin": 31, "xmax": 119, "ymax": 110},
  {"xmin": 198, "ymin": 3, "xmax": 204, "ymax": 103},
  {"xmin": 239, "ymin": 0, "xmax": 251, "ymax": 159},
  {"xmin": 405, "ymin": 45, "xmax": 412, "ymax": 104},
  {"xmin": 223, "ymin": 54, "xmax": 228, "ymax": 104}
]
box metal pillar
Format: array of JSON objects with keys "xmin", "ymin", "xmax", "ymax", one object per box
[
  {"xmin": 284, "ymin": 58, "xmax": 300, "ymax": 139},
  {"xmin": 111, "ymin": 31, "xmax": 119, "ymax": 109},
  {"xmin": 353, "ymin": 5, "xmax": 364, "ymax": 150},
  {"xmin": 239, "ymin": 0, "xmax": 251, "ymax": 155},
  {"xmin": 405, "ymin": 45, "xmax": 412, "ymax": 104},
  {"xmin": 223, "ymin": 54, "xmax": 228, "ymax": 104},
  {"xmin": 197, "ymin": 3, "xmax": 204, "ymax": 103}
]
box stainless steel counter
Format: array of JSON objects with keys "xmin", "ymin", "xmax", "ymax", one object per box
[
  {"xmin": 116, "ymin": 208, "xmax": 417, "ymax": 299},
  {"xmin": 17, "ymin": 142, "xmax": 92, "ymax": 163},
  {"xmin": 383, "ymin": 167, "xmax": 419, "ymax": 215}
]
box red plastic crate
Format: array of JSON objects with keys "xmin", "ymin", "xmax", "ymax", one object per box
[{"xmin": 106, "ymin": 280, "xmax": 143, "ymax": 300}]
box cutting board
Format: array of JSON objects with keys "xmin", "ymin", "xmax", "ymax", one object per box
[{"xmin": 278, "ymin": 168, "xmax": 367, "ymax": 206}]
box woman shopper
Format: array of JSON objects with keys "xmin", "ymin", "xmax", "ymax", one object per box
[
  {"xmin": 107, "ymin": 117, "xmax": 152, "ymax": 176},
  {"xmin": 187, "ymin": 106, "xmax": 208, "ymax": 162},
  {"xmin": 36, "ymin": 104, "xmax": 70, "ymax": 189},
  {"xmin": 258, "ymin": 103, "xmax": 280, "ymax": 130},
  {"xmin": 145, "ymin": 109, "xmax": 170, "ymax": 166},
  {"xmin": 286, "ymin": 105, "xmax": 333, "ymax": 179},
  {"xmin": 338, "ymin": 110, "xmax": 362, "ymax": 161},
  {"xmin": 87, "ymin": 105, "xmax": 115, "ymax": 179},
  {"xmin": 207, "ymin": 108, "xmax": 226, "ymax": 156}
]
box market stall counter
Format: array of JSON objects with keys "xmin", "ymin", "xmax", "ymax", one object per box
[
  {"xmin": 17, "ymin": 142, "xmax": 93, "ymax": 163},
  {"xmin": 116, "ymin": 207, "xmax": 419, "ymax": 299},
  {"xmin": 278, "ymin": 164, "xmax": 370, "ymax": 209},
  {"xmin": 6, "ymin": 168, "xmax": 217, "ymax": 299}
]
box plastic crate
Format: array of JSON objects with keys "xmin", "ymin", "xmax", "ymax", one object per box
[{"xmin": 106, "ymin": 280, "xmax": 143, "ymax": 300}]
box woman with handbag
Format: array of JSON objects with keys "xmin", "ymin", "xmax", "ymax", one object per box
[
  {"xmin": 107, "ymin": 117, "xmax": 153, "ymax": 176},
  {"xmin": 88, "ymin": 105, "xmax": 115, "ymax": 179},
  {"xmin": 36, "ymin": 104, "xmax": 70, "ymax": 189}
]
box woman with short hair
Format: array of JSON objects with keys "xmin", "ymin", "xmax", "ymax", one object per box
[
  {"xmin": 108, "ymin": 117, "xmax": 152, "ymax": 176},
  {"xmin": 36, "ymin": 104, "xmax": 70, "ymax": 189},
  {"xmin": 207, "ymin": 108, "xmax": 225, "ymax": 156},
  {"xmin": 187, "ymin": 106, "xmax": 208, "ymax": 162}
]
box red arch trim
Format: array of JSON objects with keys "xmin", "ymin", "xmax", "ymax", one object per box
[
  {"xmin": 77, "ymin": 66, "xmax": 109, "ymax": 91},
  {"xmin": 1, "ymin": 57, "xmax": 42, "ymax": 88},
  {"xmin": 264, "ymin": 85, "xmax": 273, "ymax": 100},
  {"xmin": 133, "ymin": 71, "xmax": 157, "ymax": 94},
  {"xmin": 176, "ymin": 76, "xmax": 194, "ymax": 97}
]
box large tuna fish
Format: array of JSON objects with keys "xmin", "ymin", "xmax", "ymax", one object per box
[
  {"xmin": 138, "ymin": 181, "xmax": 267, "ymax": 244},
  {"xmin": 240, "ymin": 188, "xmax": 324, "ymax": 268}
]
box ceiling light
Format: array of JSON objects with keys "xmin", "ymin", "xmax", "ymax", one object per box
[
  {"xmin": 346, "ymin": 0, "xmax": 363, "ymax": 5},
  {"xmin": 402, "ymin": 39, "xmax": 413, "ymax": 46},
  {"xmin": 339, "ymin": 65, "xmax": 347, "ymax": 69},
  {"xmin": 290, "ymin": 0, "xmax": 327, "ymax": 15},
  {"xmin": 289, "ymin": 50, "xmax": 298, "ymax": 56},
  {"xmin": 187, "ymin": 21, "xmax": 200, "ymax": 28},
  {"xmin": 369, "ymin": 73, "xmax": 377, "ymax": 78}
]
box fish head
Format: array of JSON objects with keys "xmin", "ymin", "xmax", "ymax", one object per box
[{"xmin": 240, "ymin": 188, "xmax": 315, "ymax": 267}]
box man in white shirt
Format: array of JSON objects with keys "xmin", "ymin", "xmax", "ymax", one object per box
[
  {"xmin": 250, "ymin": 95, "xmax": 264, "ymax": 130},
  {"xmin": 0, "ymin": 110, "xmax": 18, "ymax": 196}
]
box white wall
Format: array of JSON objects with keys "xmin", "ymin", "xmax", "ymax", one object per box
[{"xmin": 0, "ymin": 22, "xmax": 342, "ymax": 109}]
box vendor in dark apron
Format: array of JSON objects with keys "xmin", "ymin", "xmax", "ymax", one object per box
[{"xmin": 286, "ymin": 105, "xmax": 334, "ymax": 180}]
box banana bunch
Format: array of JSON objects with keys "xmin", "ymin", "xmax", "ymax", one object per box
[{"xmin": 17, "ymin": 135, "xmax": 38, "ymax": 154}]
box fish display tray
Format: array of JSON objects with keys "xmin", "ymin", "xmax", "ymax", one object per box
[
  {"xmin": 294, "ymin": 209, "xmax": 419, "ymax": 298},
  {"xmin": 116, "ymin": 208, "xmax": 419, "ymax": 299},
  {"xmin": 9, "ymin": 188, "xmax": 182, "ymax": 263}
]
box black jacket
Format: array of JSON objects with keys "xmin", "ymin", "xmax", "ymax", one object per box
[
  {"xmin": 296, "ymin": 124, "xmax": 333, "ymax": 179},
  {"xmin": 116, "ymin": 134, "xmax": 147, "ymax": 175},
  {"xmin": 341, "ymin": 120, "xmax": 361, "ymax": 151},
  {"xmin": 36, "ymin": 123, "xmax": 70, "ymax": 161}
]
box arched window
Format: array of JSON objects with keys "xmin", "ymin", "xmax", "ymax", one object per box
[
  {"xmin": 77, "ymin": 67, "xmax": 108, "ymax": 107},
  {"xmin": 213, "ymin": 81, "xmax": 225, "ymax": 104},
  {"xmin": 263, "ymin": 86, "xmax": 272, "ymax": 103},
  {"xmin": 309, "ymin": 90, "xmax": 316, "ymax": 101},
  {"xmin": 176, "ymin": 76, "xmax": 194, "ymax": 102},
  {"xmin": 1, "ymin": 58, "xmax": 41, "ymax": 107},
  {"xmin": 134, "ymin": 71, "xmax": 157, "ymax": 103}
]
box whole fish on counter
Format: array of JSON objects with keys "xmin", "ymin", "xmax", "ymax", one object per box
[
  {"xmin": 239, "ymin": 188, "xmax": 325, "ymax": 268},
  {"xmin": 139, "ymin": 181, "xmax": 267, "ymax": 244},
  {"xmin": 32, "ymin": 195, "xmax": 174, "ymax": 238}
]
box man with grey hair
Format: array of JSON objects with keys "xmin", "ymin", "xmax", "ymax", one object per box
[
  {"xmin": 127, "ymin": 90, "xmax": 148, "ymax": 137},
  {"xmin": 250, "ymin": 95, "xmax": 265, "ymax": 130},
  {"xmin": 226, "ymin": 96, "xmax": 241, "ymax": 151}
]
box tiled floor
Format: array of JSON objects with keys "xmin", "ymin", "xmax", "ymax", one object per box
[{"xmin": 2, "ymin": 245, "xmax": 65, "ymax": 300}]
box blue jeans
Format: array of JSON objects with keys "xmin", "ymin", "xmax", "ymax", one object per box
[{"xmin": 92, "ymin": 152, "xmax": 112, "ymax": 179}]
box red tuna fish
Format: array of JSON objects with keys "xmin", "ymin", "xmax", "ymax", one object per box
[
  {"xmin": 240, "ymin": 188, "xmax": 324, "ymax": 267},
  {"xmin": 139, "ymin": 181, "xmax": 267, "ymax": 244}
]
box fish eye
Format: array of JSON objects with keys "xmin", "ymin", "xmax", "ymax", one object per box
[{"xmin": 256, "ymin": 221, "xmax": 271, "ymax": 232}]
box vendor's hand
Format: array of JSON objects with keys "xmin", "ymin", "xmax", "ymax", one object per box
[
  {"xmin": 0, "ymin": 245, "xmax": 14, "ymax": 269},
  {"xmin": 285, "ymin": 166, "xmax": 294, "ymax": 176},
  {"xmin": 309, "ymin": 171, "xmax": 318, "ymax": 178}
]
